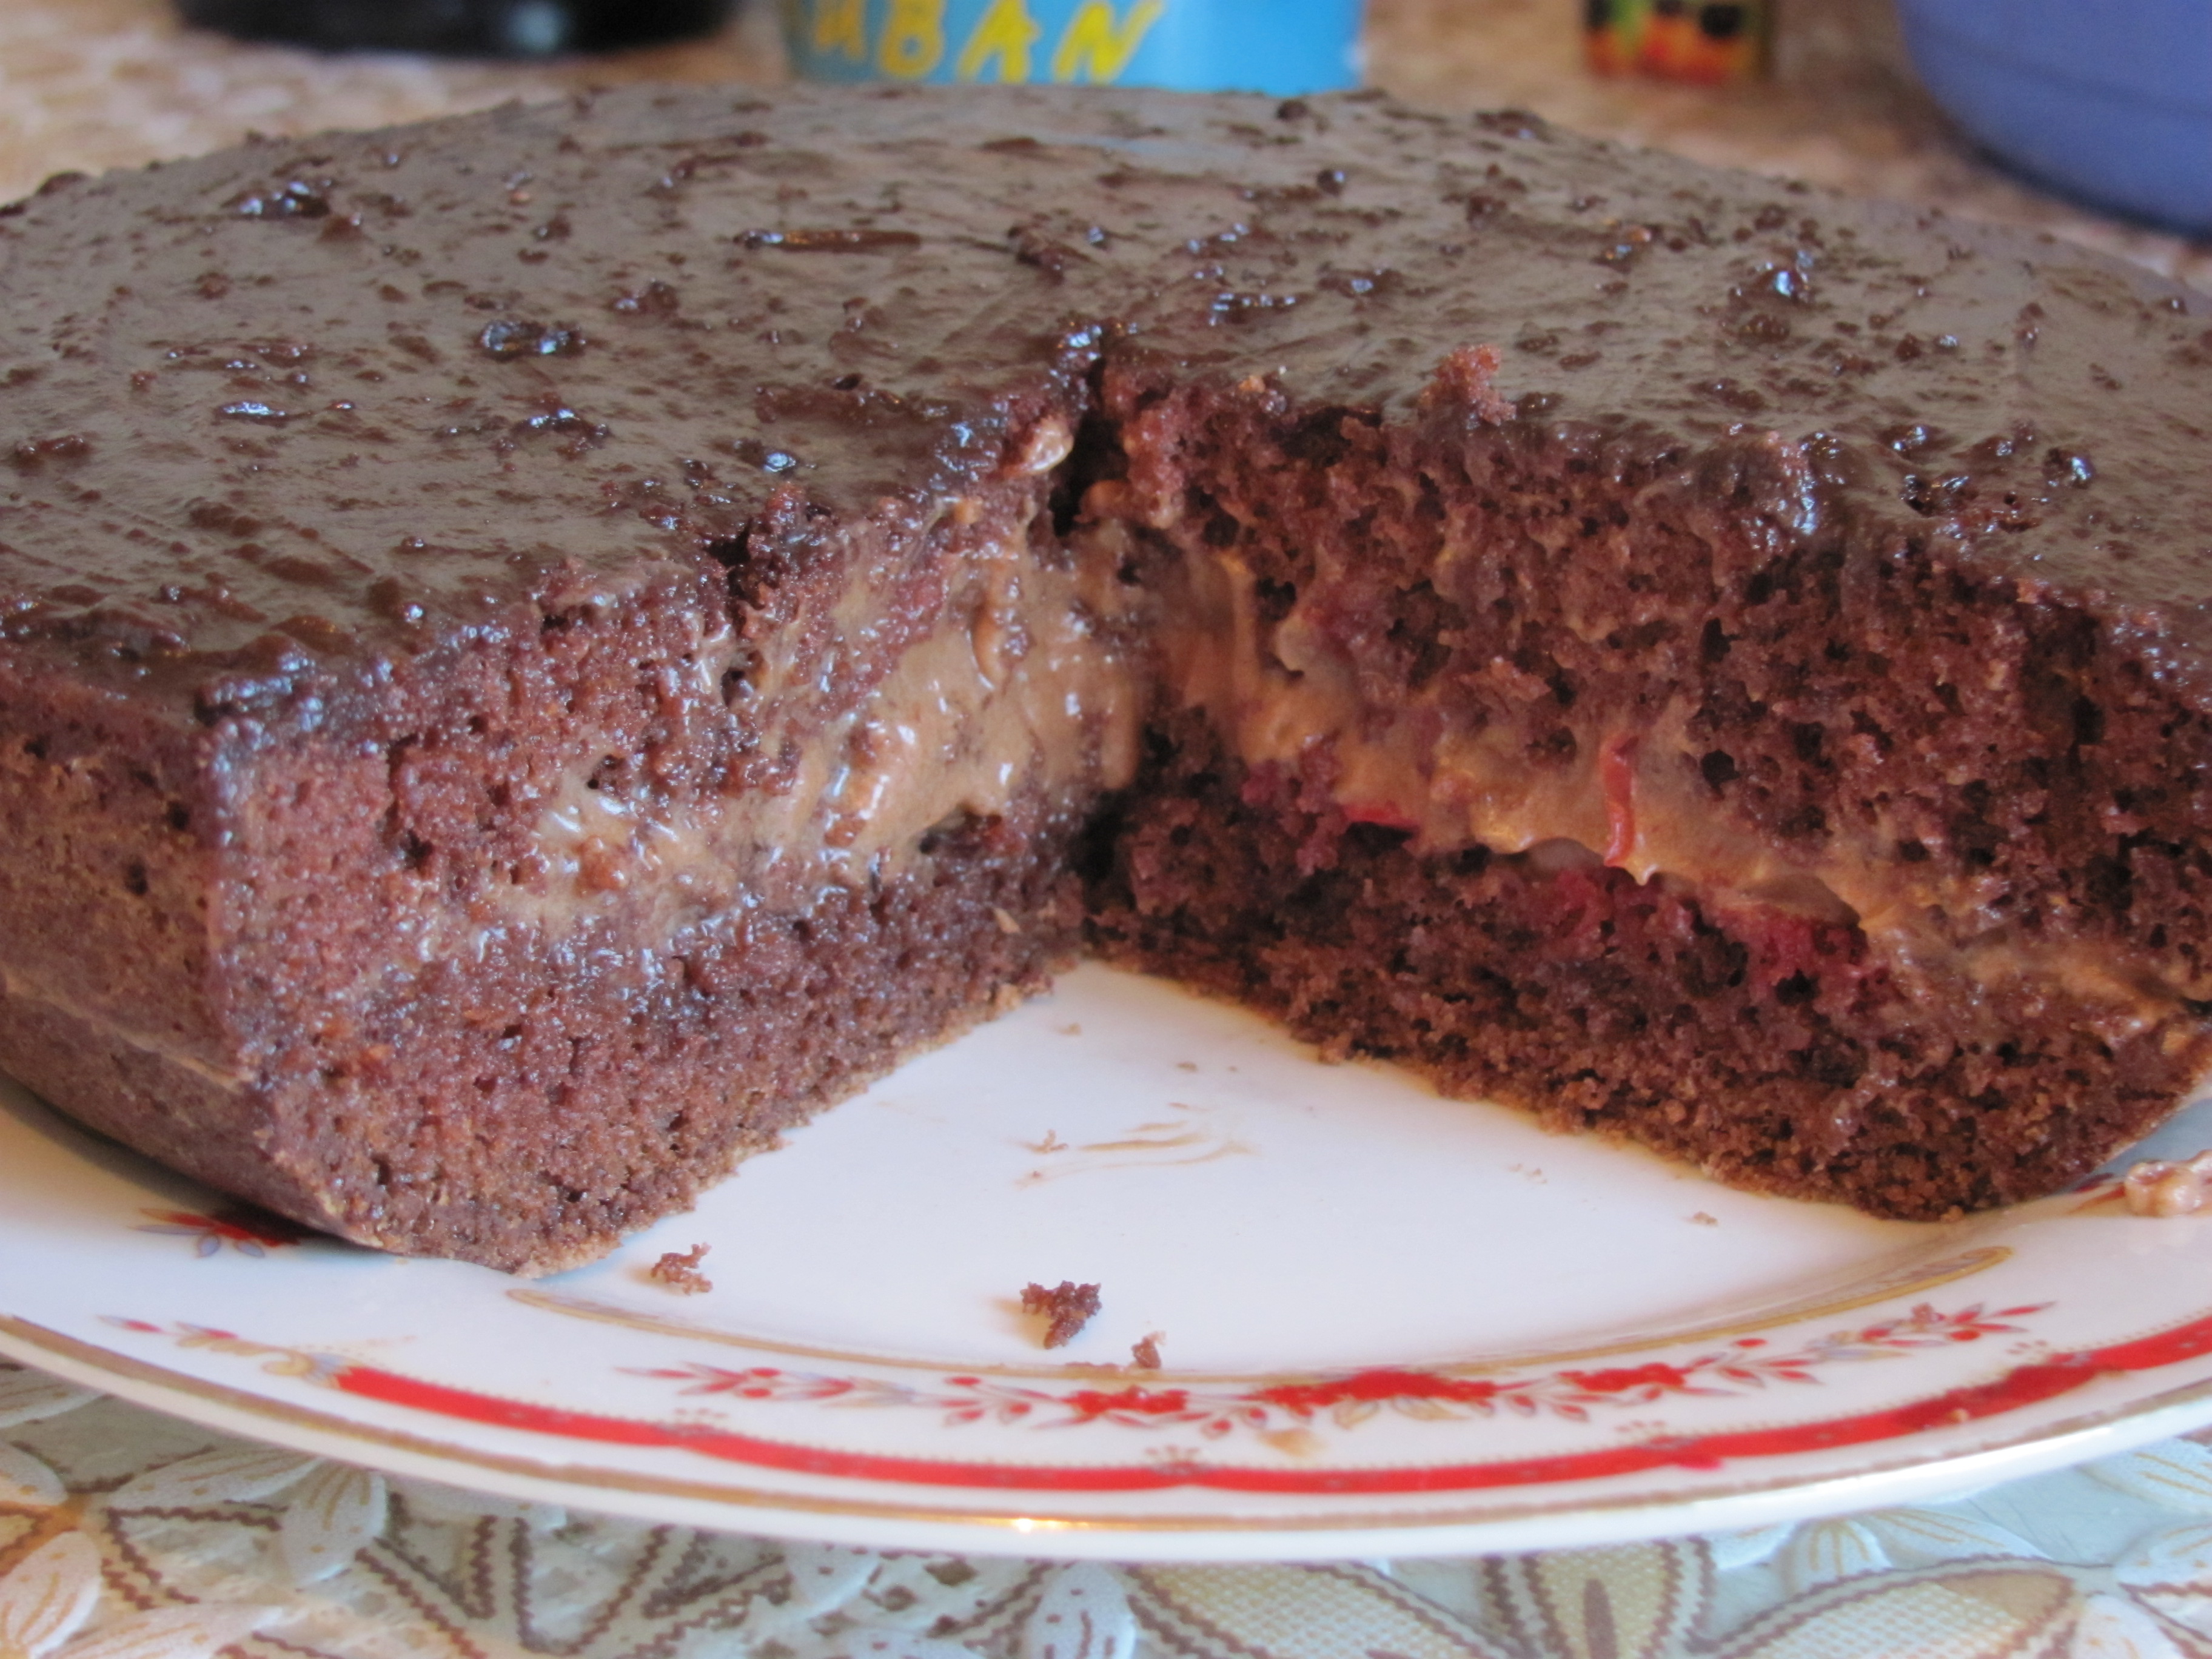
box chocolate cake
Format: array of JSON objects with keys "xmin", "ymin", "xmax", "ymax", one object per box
[{"xmin": 2, "ymin": 85, "xmax": 2208, "ymax": 1272}]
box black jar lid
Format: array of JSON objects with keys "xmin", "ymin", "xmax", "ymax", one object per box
[{"xmin": 176, "ymin": 0, "xmax": 732, "ymax": 56}]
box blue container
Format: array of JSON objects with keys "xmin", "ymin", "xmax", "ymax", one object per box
[
  {"xmin": 1895, "ymin": 0, "xmax": 2212, "ymax": 236},
  {"xmin": 782, "ymin": 0, "xmax": 1362, "ymax": 96}
]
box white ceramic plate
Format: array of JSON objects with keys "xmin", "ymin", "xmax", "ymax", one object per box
[{"xmin": 5, "ymin": 963, "xmax": 2212, "ymax": 1561}]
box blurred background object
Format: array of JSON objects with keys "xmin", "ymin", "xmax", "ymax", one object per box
[
  {"xmin": 780, "ymin": 0, "xmax": 1364, "ymax": 95},
  {"xmin": 0, "ymin": 0, "xmax": 2202, "ymax": 287},
  {"xmin": 1895, "ymin": 0, "xmax": 2212, "ymax": 236},
  {"xmin": 1586, "ymin": 0, "xmax": 1769, "ymax": 84},
  {"xmin": 1360, "ymin": 0, "xmax": 2208, "ymax": 287},
  {"xmin": 178, "ymin": 0, "xmax": 734, "ymax": 55}
]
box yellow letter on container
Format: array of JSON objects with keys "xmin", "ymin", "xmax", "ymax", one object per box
[
  {"xmin": 1050, "ymin": 0, "xmax": 1165, "ymax": 84},
  {"xmin": 809, "ymin": 0, "xmax": 866, "ymax": 59},
  {"xmin": 879, "ymin": 0, "xmax": 946, "ymax": 78},
  {"xmin": 957, "ymin": 0, "xmax": 1043, "ymax": 81}
]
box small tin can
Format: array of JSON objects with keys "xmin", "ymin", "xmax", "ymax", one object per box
[
  {"xmin": 781, "ymin": 0, "xmax": 1364, "ymax": 95},
  {"xmin": 1586, "ymin": 0, "xmax": 1769, "ymax": 84}
]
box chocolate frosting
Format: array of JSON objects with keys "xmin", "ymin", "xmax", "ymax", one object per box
[{"xmin": 2, "ymin": 83, "xmax": 2208, "ymax": 739}]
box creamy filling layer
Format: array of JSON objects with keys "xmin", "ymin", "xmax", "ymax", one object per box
[
  {"xmin": 1140, "ymin": 531, "xmax": 2194, "ymax": 1046},
  {"xmin": 335, "ymin": 443, "xmax": 2191, "ymax": 1058},
  {"xmin": 504, "ymin": 481, "xmax": 1141, "ymax": 950}
]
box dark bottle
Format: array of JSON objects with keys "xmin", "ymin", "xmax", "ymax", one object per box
[{"xmin": 175, "ymin": 0, "xmax": 732, "ymax": 57}]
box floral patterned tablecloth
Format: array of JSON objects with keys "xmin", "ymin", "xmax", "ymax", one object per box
[{"xmin": 4, "ymin": 1, "xmax": 2212, "ymax": 1654}]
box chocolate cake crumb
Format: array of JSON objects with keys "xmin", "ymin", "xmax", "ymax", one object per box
[
  {"xmin": 649, "ymin": 1243, "xmax": 713, "ymax": 1294},
  {"xmin": 1130, "ymin": 1332, "xmax": 1164, "ymax": 1369},
  {"xmin": 1690, "ymin": 1212, "xmax": 1719, "ymax": 1227},
  {"xmin": 1021, "ymin": 1279, "xmax": 1102, "ymax": 1347}
]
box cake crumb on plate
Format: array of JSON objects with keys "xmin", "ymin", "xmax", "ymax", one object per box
[
  {"xmin": 1021, "ymin": 1280, "xmax": 1101, "ymax": 1347},
  {"xmin": 649, "ymin": 1244, "xmax": 713, "ymax": 1294}
]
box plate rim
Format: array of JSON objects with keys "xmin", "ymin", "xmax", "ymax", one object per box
[{"xmin": 10, "ymin": 1301, "xmax": 2212, "ymax": 1562}]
